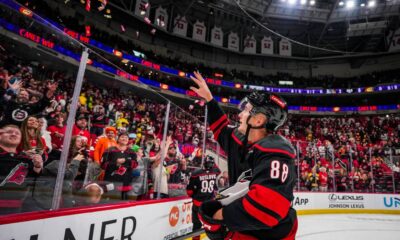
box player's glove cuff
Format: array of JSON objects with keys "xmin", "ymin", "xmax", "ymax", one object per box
[{"xmin": 198, "ymin": 200, "xmax": 227, "ymax": 240}]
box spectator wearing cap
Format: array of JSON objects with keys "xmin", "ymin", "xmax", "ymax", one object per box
[
  {"xmin": 0, "ymin": 124, "xmax": 43, "ymax": 215},
  {"xmin": 91, "ymin": 105, "xmax": 108, "ymax": 139},
  {"xmin": 0, "ymin": 78, "xmax": 58, "ymax": 127},
  {"xmin": 93, "ymin": 126, "xmax": 117, "ymax": 164},
  {"xmin": 101, "ymin": 133, "xmax": 138, "ymax": 200},
  {"xmin": 72, "ymin": 113, "xmax": 90, "ymax": 145}
]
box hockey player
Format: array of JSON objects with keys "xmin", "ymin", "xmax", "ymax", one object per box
[
  {"xmin": 187, "ymin": 155, "xmax": 221, "ymax": 232},
  {"xmin": 190, "ymin": 71, "xmax": 298, "ymax": 240}
]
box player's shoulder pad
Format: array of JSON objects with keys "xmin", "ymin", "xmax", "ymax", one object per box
[
  {"xmin": 252, "ymin": 134, "xmax": 296, "ymax": 159},
  {"xmin": 190, "ymin": 168, "xmax": 204, "ymax": 178}
]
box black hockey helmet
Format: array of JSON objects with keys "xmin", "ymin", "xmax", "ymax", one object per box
[
  {"xmin": 239, "ymin": 92, "xmax": 288, "ymax": 131},
  {"xmin": 204, "ymin": 155, "xmax": 215, "ymax": 170}
]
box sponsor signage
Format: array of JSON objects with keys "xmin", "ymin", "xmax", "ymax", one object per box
[
  {"xmin": 0, "ymin": 199, "xmax": 193, "ymax": 240},
  {"xmin": 328, "ymin": 194, "xmax": 365, "ymax": 209},
  {"xmin": 383, "ymin": 197, "xmax": 400, "ymax": 209},
  {"xmin": 293, "ymin": 196, "xmax": 309, "ymax": 206}
]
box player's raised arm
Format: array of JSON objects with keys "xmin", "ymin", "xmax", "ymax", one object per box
[{"xmin": 190, "ymin": 71, "xmax": 213, "ymax": 102}]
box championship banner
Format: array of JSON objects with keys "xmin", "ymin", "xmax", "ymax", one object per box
[
  {"xmin": 192, "ymin": 20, "xmax": 206, "ymax": 42},
  {"xmin": 243, "ymin": 35, "xmax": 256, "ymax": 54},
  {"xmin": 154, "ymin": 6, "xmax": 168, "ymax": 30},
  {"xmin": 279, "ymin": 39, "xmax": 292, "ymax": 56},
  {"xmin": 173, "ymin": 15, "xmax": 188, "ymax": 37},
  {"xmin": 389, "ymin": 29, "xmax": 400, "ymax": 52},
  {"xmin": 0, "ymin": 198, "xmax": 193, "ymax": 240},
  {"xmin": 261, "ymin": 36, "xmax": 274, "ymax": 55},
  {"xmin": 134, "ymin": 0, "xmax": 150, "ymax": 19},
  {"xmin": 228, "ymin": 32, "xmax": 239, "ymax": 51},
  {"xmin": 210, "ymin": 26, "xmax": 223, "ymax": 47}
]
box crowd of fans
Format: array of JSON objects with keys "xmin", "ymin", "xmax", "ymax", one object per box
[
  {"xmin": 284, "ymin": 115, "xmax": 400, "ymax": 193},
  {"xmin": 12, "ymin": 0, "xmax": 400, "ymax": 90},
  {"xmin": 0, "ymin": 45, "xmax": 231, "ymax": 215},
  {"xmin": 0, "ymin": 35, "xmax": 399, "ymax": 216}
]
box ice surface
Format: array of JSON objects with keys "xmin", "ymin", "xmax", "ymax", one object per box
[{"xmin": 297, "ymin": 214, "xmax": 400, "ymax": 240}]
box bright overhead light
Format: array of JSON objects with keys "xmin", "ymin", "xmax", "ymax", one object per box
[
  {"xmin": 338, "ymin": 1, "xmax": 344, "ymax": 5},
  {"xmin": 368, "ymin": 0, "xmax": 376, "ymax": 7},
  {"xmin": 300, "ymin": 0, "xmax": 307, "ymax": 5},
  {"xmin": 360, "ymin": 3, "xmax": 365, "ymax": 6},
  {"xmin": 310, "ymin": 0, "xmax": 316, "ymax": 5},
  {"xmin": 346, "ymin": 0, "xmax": 355, "ymax": 8},
  {"xmin": 288, "ymin": 0, "xmax": 297, "ymax": 5}
]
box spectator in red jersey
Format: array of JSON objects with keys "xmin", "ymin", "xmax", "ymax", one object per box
[
  {"xmin": 72, "ymin": 113, "xmax": 91, "ymax": 144},
  {"xmin": 47, "ymin": 113, "xmax": 66, "ymax": 162},
  {"xmin": 319, "ymin": 167, "xmax": 328, "ymax": 192}
]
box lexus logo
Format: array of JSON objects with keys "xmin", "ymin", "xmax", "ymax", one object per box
[{"xmin": 328, "ymin": 194, "xmax": 364, "ymax": 201}]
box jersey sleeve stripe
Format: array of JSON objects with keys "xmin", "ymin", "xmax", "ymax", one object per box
[
  {"xmin": 242, "ymin": 197, "xmax": 279, "ymax": 227},
  {"xmin": 244, "ymin": 195, "xmax": 282, "ymax": 221},
  {"xmin": 213, "ymin": 121, "xmax": 229, "ymax": 140},
  {"xmin": 253, "ymin": 144, "xmax": 295, "ymax": 158},
  {"xmin": 231, "ymin": 130, "xmax": 243, "ymax": 146},
  {"xmin": 209, "ymin": 114, "xmax": 228, "ymax": 131},
  {"xmin": 247, "ymin": 184, "xmax": 291, "ymax": 219}
]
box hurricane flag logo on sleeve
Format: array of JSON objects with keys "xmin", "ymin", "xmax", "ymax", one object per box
[{"xmin": 0, "ymin": 163, "xmax": 29, "ymax": 186}]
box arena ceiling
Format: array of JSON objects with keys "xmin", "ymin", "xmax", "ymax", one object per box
[{"xmin": 111, "ymin": 0, "xmax": 400, "ymax": 57}]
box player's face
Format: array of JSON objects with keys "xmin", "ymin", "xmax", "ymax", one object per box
[{"xmin": 238, "ymin": 103, "xmax": 253, "ymax": 134}]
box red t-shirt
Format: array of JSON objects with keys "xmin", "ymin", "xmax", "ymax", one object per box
[
  {"xmin": 319, "ymin": 171, "xmax": 328, "ymax": 186},
  {"xmin": 47, "ymin": 125, "xmax": 67, "ymax": 150},
  {"xmin": 72, "ymin": 124, "xmax": 91, "ymax": 144}
]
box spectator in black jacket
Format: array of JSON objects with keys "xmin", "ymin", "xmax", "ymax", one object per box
[
  {"xmin": 0, "ymin": 124, "xmax": 43, "ymax": 215},
  {"xmin": 0, "ymin": 78, "xmax": 57, "ymax": 127}
]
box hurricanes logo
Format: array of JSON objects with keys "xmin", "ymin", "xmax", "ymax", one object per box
[
  {"xmin": 12, "ymin": 109, "xmax": 28, "ymax": 122},
  {"xmin": 0, "ymin": 163, "xmax": 29, "ymax": 186}
]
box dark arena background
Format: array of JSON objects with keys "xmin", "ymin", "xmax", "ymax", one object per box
[{"xmin": 0, "ymin": 0, "xmax": 399, "ymax": 239}]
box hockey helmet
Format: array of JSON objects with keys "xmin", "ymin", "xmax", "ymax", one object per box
[
  {"xmin": 204, "ymin": 155, "xmax": 215, "ymax": 170},
  {"xmin": 239, "ymin": 92, "xmax": 287, "ymax": 131}
]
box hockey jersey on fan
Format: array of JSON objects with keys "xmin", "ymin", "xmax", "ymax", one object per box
[
  {"xmin": 187, "ymin": 167, "xmax": 221, "ymax": 207},
  {"xmin": 205, "ymin": 99, "xmax": 298, "ymax": 240}
]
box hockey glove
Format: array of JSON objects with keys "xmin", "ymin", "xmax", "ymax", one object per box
[{"xmin": 198, "ymin": 200, "xmax": 227, "ymax": 240}]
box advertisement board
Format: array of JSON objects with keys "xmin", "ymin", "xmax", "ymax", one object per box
[{"xmin": 0, "ymin": 198, "xmax": 193, "ymax": 240}]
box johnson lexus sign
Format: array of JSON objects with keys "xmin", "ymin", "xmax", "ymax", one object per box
[{"xmin": 328, "ymin": 194, "xmax": 365, "ymax": 209}]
